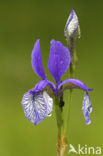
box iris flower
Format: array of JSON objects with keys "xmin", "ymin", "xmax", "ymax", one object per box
[{"xmin": 22, "ymin": 39, "xmax": 93, "ymax": 125}]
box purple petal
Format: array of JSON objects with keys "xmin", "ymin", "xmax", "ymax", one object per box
[
  {"xmin": 31, "ymin": 40, "xmax": 46, "ymax": 79},
  {"xmin": 82, "ymin": 92, "xmax": 93, "ymax": 125},
  {"xmin": 30, "ymin": 80, "xmax": 56, "ymax": 95},
  {"xmin": 64, "ymin": 9, "xmax": 80, "ymax": 37},
  {"xmin": 21, "ymin": 90, "xmax": 53, "ymax": 125},
  {"xmin": 48, "ymin": 40, "xmax": 71, "ymax": 85},
  {"xmin": 59, "ymin": 79, "xmax": 93, "ymax": 92}
]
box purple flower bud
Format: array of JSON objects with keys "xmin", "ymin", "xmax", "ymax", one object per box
[{"xmin": 64, "ymin": 9, "xmax": 80, "ymax": 38}]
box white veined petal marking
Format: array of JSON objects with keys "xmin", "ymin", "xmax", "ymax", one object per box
[
  {"xmin": 43, "ymin": 91, "xmax": 53, "ymax": 116},
  {"xmin": 82, "ymin": 92, "xmax": 93, "ymax": 125},
  {"xmin": 21, "ymin": 91, "xmax": 53, "ymax": 125}
]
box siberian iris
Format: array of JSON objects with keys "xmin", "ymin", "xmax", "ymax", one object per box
[{"xmin": 21, "ymin": 39, "xmax": 93, "ymax": 125}]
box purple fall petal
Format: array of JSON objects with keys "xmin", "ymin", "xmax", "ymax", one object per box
[
  {"xmin": 31, "ymin": 40, "xmax": 46, "ymax": 79},
  {"xmin": 21, "ymin": 91, "xmax": 53, "ymax": 125},
  {"xmin": 48, "ymin": 40, "xmax": 71, "ymax": 85},
  {"xmin": 82, "ymin": 92, "xmax": 93, "ymax": 125},
  {"xmin": 59, "ymin": 79, "xmax": 93, "ymax": 92},
  {"xmin": 30, "ymin": 80, "xmax": 56, "ymax": 95}
]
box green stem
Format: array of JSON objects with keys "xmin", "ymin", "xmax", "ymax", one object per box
[
  {"xmin": 55, "ymin": 68, "xmax": 74, "ymax": 156},
  {"xmin": 55, "ymin": 97, "xmax": 68, "ymax": 156},
  {"xmin": 55, "ymin": 97, "xmax": 62, "ymax": 156},
  {"xmin": 64, "ymin": 89, "xmax": 72, "ymax": 135},
  {"xmin": 55, "ymin": 98, "xmax": 63, "ymax": 138}
]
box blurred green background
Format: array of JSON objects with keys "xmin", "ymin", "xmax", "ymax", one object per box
[{"xmin": 0, "ymin": 0, "xmax": 103, "ymax": 156}]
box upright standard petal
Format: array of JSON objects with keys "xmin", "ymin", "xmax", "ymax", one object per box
[
  {"xmin": 59, "ymin": 79, "xmax": 93, "ymax": 92},
  {"xmin": 48, "ymin": 40, "xmax": 71, "ymax": 85},
  {"xmin": 21, "ymin": 91, "xmax": 53, "ymax": 125},
  {"xmin": 31, "ymin": 40, "xmax": 46, "ymax": 79},
  {"xmin": 64, "ymin": 9, "xmax": 80, "ymax": 38},
  {"xmin": 82, "ymin": 92, "xmax": 93, "ymax": 125}
]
